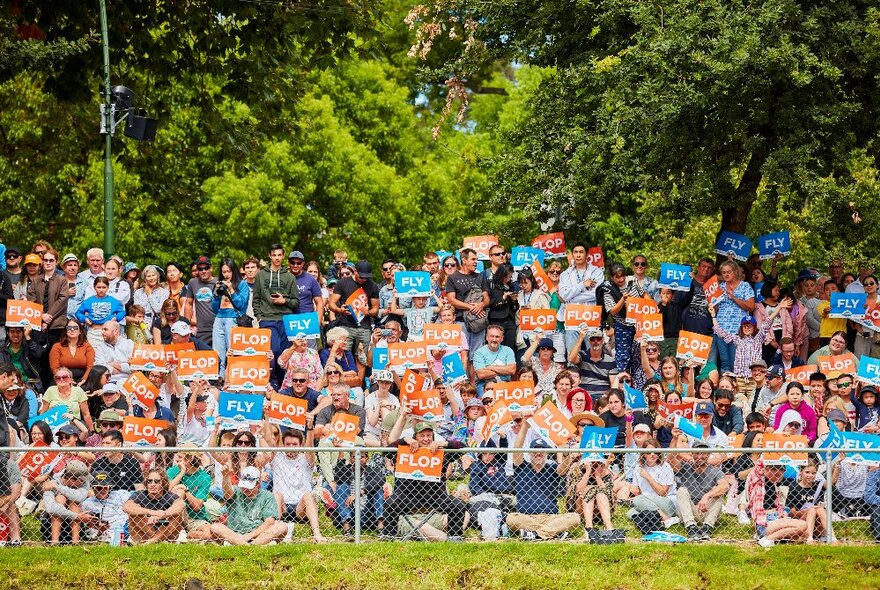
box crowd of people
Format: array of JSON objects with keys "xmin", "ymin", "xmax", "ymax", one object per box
[{"xmin": 0, "ymin": 238, "xmax": 879, "ymax": 546}]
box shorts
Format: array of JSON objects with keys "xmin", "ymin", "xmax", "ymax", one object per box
[{"xmin": 755, "ymin": 512, "xmax": 780, "ymax": 538}]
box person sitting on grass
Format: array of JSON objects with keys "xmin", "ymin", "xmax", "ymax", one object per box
[
  {"xmin": 668, "ymin": 442, "xmax": 729, "ymax": 541},
  {"xmin": 209, "ymin": 465, "xmax": 287, "ymax": 546},
  {"xmin": 747, "ymin": 459, "xmax": 808, "ymax": 547},
  {"xmin": 262, "ymin": 423, "xmax": 327, "ymax": 543},
  {"xmin": 332, "ymin": 450, "xmax": 388, "ymax": 536},
  {"xmin": 123, "ymin": 468, "xmax": 186, "ymax": 544},
  {"xmin": 504, "ymin": 415, "xmax": 581, "ymax": 541},
  {"xmin": 42, "ymin": 459, "xmax": 93, "ymax": 545},
  {"xmin": 167, "ymin": 444, "xmax": 214, "ymax": 542}
]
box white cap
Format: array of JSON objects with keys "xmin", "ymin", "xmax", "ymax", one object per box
[
  {"xmin": 238, "ymin": 466, "xmax": 261, "ymax": 490},
  {"xmin": 170, "ymin": 321, "xmax": 192, "ymax": 336}
]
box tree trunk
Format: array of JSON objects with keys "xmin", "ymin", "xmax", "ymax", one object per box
[{"xmin": 716, "ymin": 147, "xmax": 767, "ymax": 263}]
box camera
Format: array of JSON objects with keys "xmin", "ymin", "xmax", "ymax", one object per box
[
  {"xmin": 380, "ymin": 329, "xmax": 392, "ymax": 337},
  {"xmin": 214, "ymin": 282, "xmax": 230, "ymax": 297}
]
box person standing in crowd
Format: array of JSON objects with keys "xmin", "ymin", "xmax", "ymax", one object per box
[
  {"xmin": 445, "ymin": 248, "xmax": 490, "ymax": 379},
  {"xmin": 26, "ymin": 248, "xmax": 69, "ymax": 387},
  {"xmin": 713, "ymin": 261, "xmax": 756, "ymax": 373},
  {"xmin": 76, "ymin": 276, "xmax": 126, "ymax": 349},
  {"xmin": 287, "ymin": 250, "xmax": 324, "ymax": 331},
  {"xmin": 185, "ymin": 256, "xmax": 218, "ymax": 346},
  {"xmin": 252, "ymin": 244, "xmax": 299, "ymax": 387},
  {"xmin": 132, "ymin": 265, "xmax": 169, "ymax": 336},
  {"xmin": 558, "ymin": 242, "xmax": 605, "ymax": 354},
  {"xmin": 328, "ymin": 260, "xmax": 379, "ymax": 364},
  {"xmin": 211, "ymin": 258, "xmax": 250, "ymax": 377},
  {"xmin": 629, "ymin": 254, "xmax": 659, "ymax": 301}
]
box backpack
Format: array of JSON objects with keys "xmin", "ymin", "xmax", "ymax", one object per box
[
  {"xmin": 595, "ymin": 282, "xmax": 611, "ymax": 325},
  {"xmin": 463, "ymin": 286, "xmax": 489, "ymax": 333}
]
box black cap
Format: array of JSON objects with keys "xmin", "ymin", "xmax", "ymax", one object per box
[
  {"xmin": 355, "ymin": 260, "xmax": 373, "ymax": 279},
  {"xmin": 6, "ymin": 245, "xmax": 21, "ymax": 257},
  {"xmin": 195, "ymin": 256, "xmax": 211, "ymax": 267}
]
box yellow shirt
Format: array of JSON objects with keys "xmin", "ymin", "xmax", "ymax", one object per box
[{"xmin": 816, "ymin": 300, "xmax": 846, "ymax": 338}]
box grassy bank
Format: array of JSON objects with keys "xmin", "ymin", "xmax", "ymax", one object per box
[{"xmin": 4, "ymin": 543, "xmax": 880, "ymax": 590}]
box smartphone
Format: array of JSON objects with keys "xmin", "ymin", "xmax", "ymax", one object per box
[
  {"xmin": 380, "ymin": 329, "xmax": 392, "ymax": 337},
  {"xmin": 271, "ymin": 292, "xmax": 281, "ymax": 298}
]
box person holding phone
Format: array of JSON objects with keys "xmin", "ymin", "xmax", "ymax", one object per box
[{"xmin": 252, "ymin": 243, "xmax": 300, "ymax": 388}]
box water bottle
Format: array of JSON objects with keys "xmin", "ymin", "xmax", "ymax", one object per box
[{"xmin": 110, "ymin": 525, "xmax": 123, "ymax": 547}]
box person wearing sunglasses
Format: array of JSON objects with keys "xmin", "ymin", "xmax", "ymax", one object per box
[
  {"xmin": 49, "ymin": 319, "xmax": 94, "ymax": 388},
  {"xmin": 437, "ymin": 255, "xmax": 459, "ymax": 296},
  {"xmin": 210, "ymin": 463, "xmax": 287, "ymax": 545},
  {"xmin": 276, "ymin": 368, "xmax": 328, "ymax": 431},
  {"xmin": 124, "ymin": 468, "xmax": 186, "ymax": 544},
  {"xmin": 628, "ymin": 255, "xmax": 659, "ymax": 302},
  {"xmin": 40, "ymin": 367, "xmax": 94, "ymax": 433},
  {"xmin": 319, "ymin": 327, "xmax": 363, "ymax": 389}
]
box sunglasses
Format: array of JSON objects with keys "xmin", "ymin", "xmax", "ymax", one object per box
[
  {"xmin": 235, "ymin": 441, "xmax": 254, "ymax": 447},
  {"xmin": 145, "ymin": 478, "xmax": 163, "ymax": 484},
  {"xmin": 197, "ymin": 266, "xmax": 210, "ymax": 271},
  {"xmin": 326, "ymin": 370, "xmax": 341, "ymax": 375},
  {"xmin": 837, "ymin": 381, "xmax": 852, "ymax": 388},
  {"xmin": 490, "ymin": 252, "xmax": 506, "ymax": 257},
  {"xmin": 5, "ymin": 253, "xmax": 20, "ymax": 259},
  {"xmin": 547, "ymin": 270, "xmax": 561, "ymax": 275},
  {"xmin": 54, "ymin": 375, "xmax": 71, "ymax": 381},
  {"xmin": 864, "ymin": 282, "xmax": 877, "ymax": 287},
  {"xmin": 56, "ymin": 433, "xmax": 74, "ymax": 440},
  {"xmin": 589, "ymin": 336, "xmax": 603, "ymax": 341},
  {"xmin": 577, "ymin": 422, "xmax": 590, "ymax": 428},
  {"xmin": 382, "ymin": 266, "xmax": 395, "ymax": 272},
  {"xmin": 43, "ymin": 257, "xmax": 56, "ymax": 263},
  {"xmin": 482, "ymin": 399, "xmax": 494, "ymax": 405},
  {"xmin": 715, "ymin": 403, "xmax": 731, "ymax": 409},
  {"xmin": 165, "ymin": 311, "xmax": 179, "ymax": 316},
  {"xmin": 443, "ymin": 263, "xmax": 458, "ymax": 268},
  {"xmin": 100, "ymin": 422, "xmax": 121, "ymax": 428},
  {"xmin": 633, "ymin": 261, "xmax": 647, "ymax": 267},
  {"xmin": 66, "ymin": 325, "xmax": 80, "ymax": 331},
  {"xmin": 645, "ymin": 347, "xmax": 658, "ymax": 353},
  {"xmin": 290, "ymin": 378, "xmax": 307, "ymax": 384}
]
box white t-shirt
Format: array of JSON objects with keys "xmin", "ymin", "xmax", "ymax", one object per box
[
  {"xmin": 363, "ymin": 392, "xmax": 400, "ymax": 438},
  {"xmin": 271, "ymin": 452, "xmax": 314, "ymax": 505},
  {"xmin": 632, "ymin": 461, "xmax": 677, "ymax": 498}
]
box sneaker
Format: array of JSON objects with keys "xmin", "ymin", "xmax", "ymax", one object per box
[
  {"xmin": 176, "ymin": 530, "xmax": 188, "ymax": 544},
  {"xmin": 699, "ymin": 525, "xmax": 712, "ymax": 540},
  {"xmin": 831, "ymin": 512, "xmax": 844, "ymax": 523},
  {"xmin": 663, "ymin": 517, "xmax": 680, "ymax": 529},
  {"xmin": 320, "ymin": 488, "xmax": 338, "ymax": 510},
  {"xmin": 447, "ymin": 535, "xmax": 464, "ymax": 543},
  {"xmin": 284, "ymin": 523, "xmax": 295, "ymax": 543},
  {"xmin": 519, "ymin": 530, "xmax": 538, "ymax": 541},
  {"xmin": 686, "ymin": 525, "xmax": 701, "ymax": 540},
  {"xmin": 758, "ymin": 537, "xmax": 775, "ymax": 548},
  {"xmin": 557, "ymin": 531, "xmax": 570, "ymax": 540},
  {"xmin": 737, "ymin": 511, "xmax": 750, "ymax": 526}
]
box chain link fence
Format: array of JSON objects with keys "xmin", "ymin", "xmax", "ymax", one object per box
[{"xmin": 1, "ymin": 445, "xmax": 877, "ymax": 546}]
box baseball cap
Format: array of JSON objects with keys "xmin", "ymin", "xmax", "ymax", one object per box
[
  {"xmin": 750, "ymin": 360, "xmax": 768, "ymax": 369},
  {"xmin": 633, "ymin": 423, "xmax": 652, "ymax": 434},
  {"xmin": 61, "ymin": 253, "xmax": 79, "ymax": 265},
  {"xmin": 288, "ymin": 251, "xmax": 305, "ymax": 261},
  {"xmin": 91, "ymin": 471, "xmax": 111, "ymax": 487},
  {"xmin": 195, "ymin": 256, "xmax": 211, "ymax": 267},
  {"xmin": 530, "ymin": 439, "xmax": 551, "ymax": 449},
  {"xmin": 24, "ymin": 253, "xmax": 42, "ymax": 265},
  {"xmin": 694, "ymin": 400, "xmax": 715, "ymax": 416},
  {"xmin": 413, "ymin": 421, "xmax": 435, "ymax": 434},
  {"xmin": 5, "ymin": 245, "xmax": 21, "ymax": 257},
  {"xmin": 57, "ymin": 423, "xmax": 80, "ymax": 437},
  {"xmin": 101, "ymin": 382, "xmax": 121, "ymax": 395},
  {"xmin": 62, "ymin": 460, "xmax": 91, "ymax": 481},
  {"xmin": 355, "ymin": 260, "xmax": 373, "ymax": 279},
  {"xmin": 767, "ymin": 365, "xmax": 784, "ymax": 379},
  {"xmin": 827, "ymin": 409, "xmax": 847, "ymax": 425},
  {"xmin": 170, "ymin": 321, "xmax": 192, "ymax": 336},
  {"xmin": 98, "ymin": 409, "xmax": 123, "ymax": 422},
  {"xmin": 587, "ymin": 329, "xmax": 604, "ymax": 339},
  {"xmin": 740, "ymin": 315, "xmax": 757, "ymax": 327},
  {"xmin": 238, "ymin": 466, "xmax": 261, "ymax": 490},
  {"xmin": 465, "ymin": 398, "xmax": 484, "ymax": 410},
  {"xmin": 826, "ymin": 370, "xmax": 842, "ymax": 380},
  {"xmin": 796, "ymin": 269, "xmax": 818, "ymax": 283}
]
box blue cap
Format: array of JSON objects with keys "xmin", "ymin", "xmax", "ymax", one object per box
[
  {"xmin": 740, "ymin": 315, "xmax": 757, "ymax": 326},
  {"xmin": 537, "ymin": 337, "xmax": 556, "ymax": 352},
  {"xmin": 694, "ymin": 400, "xmax": 714, "ymax": 416},
  {"xmin": 123, "ymin": 262, "xmax": 139, "ymax": 274},
  {"xmin": 530, "ymin": 439, "xmax": 551, "ymax": 449}
]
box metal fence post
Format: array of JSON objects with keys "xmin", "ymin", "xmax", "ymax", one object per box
[
  {"xmin": 354, "ymin": 447, "xmax": 362, "ymax": 544},
  {"xmin": 824, "ymin": 449, "xmax": 834, "ymax": 543}
]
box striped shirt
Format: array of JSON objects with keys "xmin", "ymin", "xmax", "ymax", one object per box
[{"xmin": 577, "ymin": 350, "xmax": 615, "ymax": 397}]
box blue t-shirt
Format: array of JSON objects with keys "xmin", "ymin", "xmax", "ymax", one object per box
[
  {"xmin": 294, "ymin": 273, "xmax": 323, "ymax": 314},
  {"xmin": 75, "ymin": 295, "xmax": 126, "ymax": 325},
  {"xmin": 473, "ymin": 344, "xmax": 515, "ymax": 382},
  {"xmin": 513, "ymin": 462, "xmax": 562, "ymax": 514}
]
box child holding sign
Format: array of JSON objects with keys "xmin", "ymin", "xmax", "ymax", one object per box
[
  {"xmin": 711, "ymin": 297, "xmax": 791, "ymax": 385},
  {"xmin": 388, "ymin": 290, "xmax": 439, "ymax": 342}
]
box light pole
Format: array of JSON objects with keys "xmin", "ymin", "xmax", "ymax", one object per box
[
  {"xmin": 99, "ymin": 0, "xmax": 114, "ymax": 256},
  {"xmin": 98, "ymin": 0, "xmax": 157, "ymax": 256}
]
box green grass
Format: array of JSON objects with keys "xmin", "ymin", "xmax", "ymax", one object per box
[{"xmin": 3, "ymin": 544, "xmax": 880, "ymax": 590}]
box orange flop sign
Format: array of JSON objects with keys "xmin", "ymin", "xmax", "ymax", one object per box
[
  {"xmin": 527, "ymin": 401, "xmax": 575, "ymax": 448},
  {"xmin": 225, "ymin": 356, "xmax": 271, "ymax": 391},
  {"xmin": 176, "ymin": 350, "xmax": 220, "ymax": 381},
  {"xmin": 229, "ymin": 327, "xmax": 272, "ymax": 356},
  {"xmin": 395, "ymin": 446, "xmax": 444, "ymax": 483}
]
